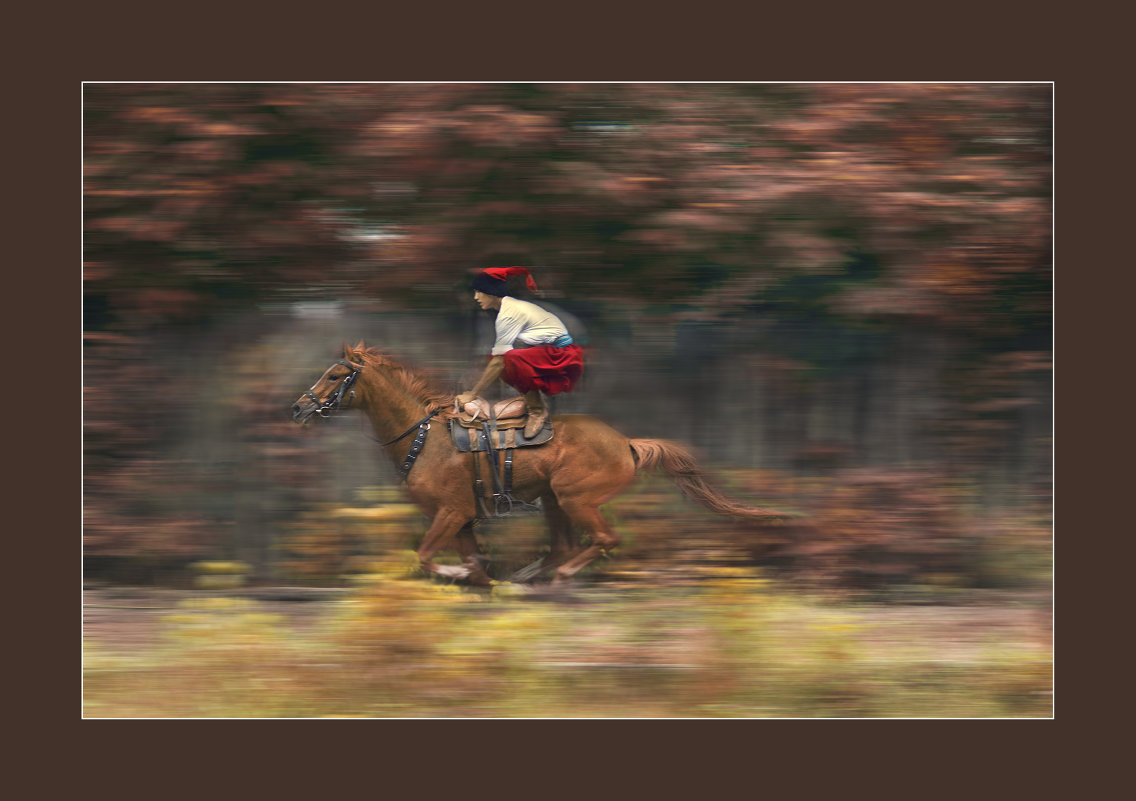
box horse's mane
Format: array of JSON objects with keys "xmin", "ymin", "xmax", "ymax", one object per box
[{"xmin": 352, "ymin": 345, "xmax": 458, "ymax": 419}]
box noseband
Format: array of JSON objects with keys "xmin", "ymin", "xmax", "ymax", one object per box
[{"xmin": 305, "ymin": 359, "xmax": 363, "ymax": 417}]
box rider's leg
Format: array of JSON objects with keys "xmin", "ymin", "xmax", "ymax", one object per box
[{"xmin": 523, "ymin": 390, "xmax": 548, "ymax": 438}]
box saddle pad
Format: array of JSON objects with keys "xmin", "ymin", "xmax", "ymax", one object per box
[{"xmin": 449, "ymin": 418, "xmax": 554, "ymax": 452}]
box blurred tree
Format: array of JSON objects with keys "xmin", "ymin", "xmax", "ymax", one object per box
[{"xmin": 83, "ymin": 83, "xmax": 1051, "ymax": 578}]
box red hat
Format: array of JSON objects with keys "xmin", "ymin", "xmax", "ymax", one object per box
[{"xmin": 472, "ymin": 267, "xmax": 538, "ymax": 296}]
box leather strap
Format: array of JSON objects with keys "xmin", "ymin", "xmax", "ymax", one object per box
[
  {"xmin": 381, "ymin": 410, "xmax": 438, "ymax": 447},
  {"xmin": 396, "ymin": 422, "xmax": 431, "ymax": 479},
  {"xmin": 471, "ymin": 449, "xmax": 491, "ymax": 519}
]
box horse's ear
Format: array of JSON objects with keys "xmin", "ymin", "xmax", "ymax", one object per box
[{"xmin": 344, "ymin": 340, "xmax": 365, "ymax": 363}]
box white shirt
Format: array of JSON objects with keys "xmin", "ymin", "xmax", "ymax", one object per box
[{"xmin": 490, "ymin": 296, "xmax": 571, "ymax": 356}]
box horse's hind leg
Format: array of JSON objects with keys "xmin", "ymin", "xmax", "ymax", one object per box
[
  {"xmin": 543, "ymin": 494, "xmax": 580, "ymax": 568},
  {"xmin": 545, "ymin": 445, "xmax": 636, "ymax": 585},
  {"xmin": 549, "ymin": 500, "xmax": 620, "ymax": 585},
  {"xmin": 509, "ymin": 493, "xmax": 578, "ymax": 583}
]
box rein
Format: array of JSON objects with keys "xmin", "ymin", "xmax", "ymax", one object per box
[{"xmin": 380, "ymin": 411, "xmax": 439, "ymax": 447}]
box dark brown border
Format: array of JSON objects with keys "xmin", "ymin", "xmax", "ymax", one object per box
[{"xmin": 48, "ymin": 12, "xmax": 1086, "ymax": 785}]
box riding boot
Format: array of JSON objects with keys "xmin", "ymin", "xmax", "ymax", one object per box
[{"xmin": 523, "ymin": 391, "xmax": 548, "ymax": 438}]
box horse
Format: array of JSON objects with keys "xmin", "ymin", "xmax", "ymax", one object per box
[{"xmin": 291, "ymin": 342, "xmax": 792, "ymax": 586}]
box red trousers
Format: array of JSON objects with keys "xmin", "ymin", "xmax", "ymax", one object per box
[{"xmin": 501, "ymin": 344, "xmax": 584, "ymax": 395}]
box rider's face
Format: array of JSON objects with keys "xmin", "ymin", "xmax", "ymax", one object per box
[{"xmin": 474, "ymin": 291, "xmax": 501, "ymax": 310}]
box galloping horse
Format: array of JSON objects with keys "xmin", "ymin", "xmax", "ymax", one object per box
[{"xmin": 292, "ymin": 342, "xmax": 790, "ymax": 586}]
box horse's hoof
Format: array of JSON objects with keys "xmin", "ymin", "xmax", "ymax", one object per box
[
  {"xmin": 508, "ymin": 559, "xmax": 547, "ymax": 584},
  {"xmin": 490, "ymin": 582, "xmax": 533, "ymax": 599},
  {"xmin": 433, "ymin": 564, "xmax": 472, "ymax": 580}
]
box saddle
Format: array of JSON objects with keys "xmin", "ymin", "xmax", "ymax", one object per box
[
  {"xmin": 450, "ymin": 396, "xmax": 554, "ymax": 451},
  {"xmin": 449, "ymin": 395, "xmax": 552, "ymax": 518},
  {"xmin": 453, "ymin": 396, "xmax": 526, "ymax": 429}
]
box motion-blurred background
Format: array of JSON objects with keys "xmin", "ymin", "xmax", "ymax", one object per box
[{"xmin": 83, "ymin": 83, "xmax": 1051, "ymax": 593}]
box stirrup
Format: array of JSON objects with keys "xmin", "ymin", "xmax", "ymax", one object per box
[{"xmin": 492, "ymin": 494, "xmax": 543, "ymax": 518}]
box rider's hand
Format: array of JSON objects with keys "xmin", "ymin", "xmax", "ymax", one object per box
[{"xmin": 455, "ymin": 392, "xmax": 476, "ymax": 407}]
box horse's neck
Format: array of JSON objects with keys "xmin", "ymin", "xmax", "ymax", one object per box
[{"xmin": 359, "ymin": 366, "xmax": 433, "ymax": 443}]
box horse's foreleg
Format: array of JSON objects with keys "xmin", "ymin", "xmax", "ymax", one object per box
[
  {"xmin": 417, "ymin": 510, "xmax": 489, "ymax": 585},
  {"xmin": 455, "ymin": 523, "xmax": 482, "ymax": 559},
  {"xmin": 455, "ymin": 522, "xmax": 492, "ymax": 584}
]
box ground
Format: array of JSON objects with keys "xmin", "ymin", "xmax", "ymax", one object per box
[{"xmin": 83, "ymin": 580, "xmax": 1051, "ymax": 668}]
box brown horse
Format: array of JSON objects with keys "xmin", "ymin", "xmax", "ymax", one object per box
[{"xmin": 292, "ymin": 342, "xmax": 791, "ymax": 586}]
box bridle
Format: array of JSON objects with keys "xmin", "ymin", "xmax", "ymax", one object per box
[{"xmin": 304, "ymin": 359, "xmax": 363, "ymax": 418}]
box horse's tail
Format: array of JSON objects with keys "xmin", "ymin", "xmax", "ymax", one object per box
[{"xmin": 628, "ymin": 438, "xmax": 790, "ymax": 520}]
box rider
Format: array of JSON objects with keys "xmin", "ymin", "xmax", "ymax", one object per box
[{"xmin": 455, "ymin": 267, "xmax": 584, "ymax": 438}]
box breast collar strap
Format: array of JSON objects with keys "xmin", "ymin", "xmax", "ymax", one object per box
[{"xmin": 391, "ymin": 413, "xmax": 437, "ymax": 479}]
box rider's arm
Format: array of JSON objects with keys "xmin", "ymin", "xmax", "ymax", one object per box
[
  {"xmin": 457, "ymin": 299, "xmax": 521, "ymax": 405},
  {"xmin": 457, "ymin": 356, "xmax": 505, "ymax": 406}
]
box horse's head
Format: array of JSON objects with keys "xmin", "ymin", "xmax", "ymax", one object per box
[{"xmin": 291, "ymin": 343, "xmax": 367, "ymax": 423}]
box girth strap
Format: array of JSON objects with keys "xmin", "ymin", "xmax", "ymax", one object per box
[
  {"xmin": 477, "ymin": 421, "xmax": 540, "ymax": 517},
  {"xmin": 481, "ymin": 422, "xmax": 506, "ymax": 498},
  {"xmin": 471, "ymin": 449, "xmax": 492, "ymax": 519}
]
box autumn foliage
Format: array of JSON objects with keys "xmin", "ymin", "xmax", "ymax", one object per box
[{"xmin": 83, "ymin": 84, "xmax": 1051, "ymax": 587}]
